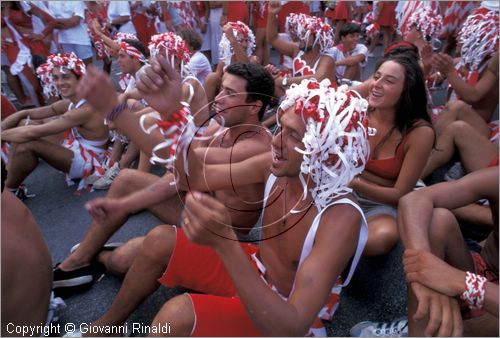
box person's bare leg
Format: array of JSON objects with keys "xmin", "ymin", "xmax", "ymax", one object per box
[
  {"xmin": 2, "ymin": 66, "xmax": 30, "ymax": 104},
  {"xmin": 422, "ymin": 120, "xmax": 497, "ymax": 178},
  {"xmin": 407, "ymin": 208, "xmax": 474, "ymax": 335},
  {"xmin": 463, "ymin": 312, "xmax": 499, "ymax": 337},
  {"xmin": 58, "ymin": 169, "xmax": 184, "ymax": 271},
  {"xmin": 87, "ymin": 225, "xmax": 177, "ymax": 336},
  {"xmin": 5, "ymin": 139, "xmax": 73, "ymax": 189},
  {"xmin": 381, "ymin": 27, "xmax": 393, "ymax": 51},
  {"xmin": 363, "ymin": 215, "xmax": 399, "ymax": 256},
  {"xmin": 118, "ymin": 142, "xmax": 140, "ymax": 169},
  {"xmin": 452, "ymin": 204, "xmax": 494, "ymax": 229},
  {"xmin": 434, "ymin": 100, "xmax": 491, "ymax": 137},
  {"xmin": 149, "ymin": 294, "xmax": 195, "ymax": 336},
  {"xmin": 255, "ymin": 28, "xmax": 269, "ymax": 65},
  {"xmin": 334, "ymin": 20, "xmax": 345, "ymax": 45},
  {"xmin": 343, "ymin": 64, "xmax": 361, "ymax": 81},
  {"xmin": 97, "ymin": 237, "xmax": 145, "ymax": 276},
  {"xmin": 137, "ymin": 151, "xmax": 152, "ymax": 172},
  {"xmin": 109, "ymin": 139, "xmax": 125, "ymax": 166}
]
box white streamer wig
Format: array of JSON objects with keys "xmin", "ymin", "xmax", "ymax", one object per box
[
  {"xmin": 148, "ymin": 32, "xmax": 192, "ymax": 78},
  {"xmin": 285, "ymin": 13, "xmax": 334, "ymax": 54},
  {"xmin": 458, "ymin": 8, "xmax": 499, "ymax": 73},
  {"xmin": 279, "ymin": 79, "xmax": 370, "ymax": 210},
  {"xmin": 36, "ymin": 52, "xmax": 86, "ymax": 98},
  {"xmin": 405, "ymin": 6, "xmax": 443, "ymax": 41},
  {"xmin": 219, "ymin": 21, "xmax": 256, "ymax": 67}
]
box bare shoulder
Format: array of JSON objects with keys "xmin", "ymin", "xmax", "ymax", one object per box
[
  {"xmin": 52, "ymin": 99, "xmax": 71, "ymax": 114},
  {"xmin": 317, "ymin": 195, "xmax": 362, "ymax": 235},
  {"xmin": 406, "ymin": 121, "xmax": 435, "ymax": 144}
]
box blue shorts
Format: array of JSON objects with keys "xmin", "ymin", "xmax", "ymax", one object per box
[
  {"xmin": 60, "ymin": 44, "xmax": 93, "ymax": 60},
  {"xmin": 354, "ymin": 192, "xmax": 397, "ymax": 219}
]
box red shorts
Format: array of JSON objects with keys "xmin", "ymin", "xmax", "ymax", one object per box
[
  {"xmin": 228, "ymin": 1, "xmax": 249, "ymax": 25},
  {"xmin": 158, "ymin": 229, "xmax": 263, "ymax": 336},
  {"xmin": 461, "ymin": 252, "xmax": 499, "ymax": 319},
  {"xmin": 251, "ymin": 3, "xmax": 268, "ymax": 29},
  {"xmin": 330, "ymin": 1, "xmax": 351, "ymax": 21},
  {"xmin": 376, "ymin": 2, "xmax": 397, "ymax": 28}
]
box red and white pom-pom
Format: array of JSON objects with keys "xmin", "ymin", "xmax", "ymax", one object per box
[
  {"xmin": 286, "ymin": 13, "xmax": 334, "ymax": 54},
  {"xmin": 36, "ymin": 53, "xmax": 86, "ymax": 97},
  {"xmin": 148, "ymin": 32, "xmax": 192, "ymax": 77},
  {"xmin": 405, "ymin": 6, "xmax": 443, "ymax": 41},
  {"xmin": 278, "ymin": 79, "xmax": 370, "ymax": 210},
  {"xmin": 219, "ymin": 21, "xmax": 256, "ymax": 66},
  {"xmin": 458, "ymin": 7, "xmax": 499, "ymax": 73}
]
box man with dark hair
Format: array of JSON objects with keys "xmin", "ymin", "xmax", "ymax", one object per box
[
  {"xmin": 90, "ymin": 37, "xmax": 149, "ymax": 190},
  {"xmin": 52, "ymin": 60, "xmax": 275, "ymax": 290},
  {"xmin": 1, "ymin": 53, "xmax": 110, "ymax": 196},
  {"xmin": 62, "ymin": 69, "xmax": 371, "ymax": 337},
  {"xmin": 179, "ymin": 28, "xmax": 212, "ymax": 84},
  {"xmin": 327, "ymin": 22, "xmax": 368, "ymax": 81}
]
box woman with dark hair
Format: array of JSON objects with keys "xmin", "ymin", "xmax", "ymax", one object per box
[{"xmin": 350, "ymin": 55, "xmax": 435, "ymax": 256}]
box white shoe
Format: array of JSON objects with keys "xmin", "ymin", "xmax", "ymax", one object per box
[
  {"xmin": 93, "ymin": 163, "xmax": 120, "ymax": 190},
  {"xmin": 444, "ymin": 162, "xmax": 464, "ymax": 181}
]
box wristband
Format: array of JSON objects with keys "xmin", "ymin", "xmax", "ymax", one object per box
[
  {"xmin": 460, "ymin": 271, "xmax": 487, "ymax": 310},
  {"xmin": 106, "ymin": 102, "xmax": 128, "ymax": 122}
]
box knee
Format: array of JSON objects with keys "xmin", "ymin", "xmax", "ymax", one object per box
[
  {"xmin": 111, "ymin": 168, "xmax": 141, "ymax": 193},
  {"xmin": 429, "ymin": 208, "xmax": 458, "ymax": 243},
  {"xmin": 141, "ymin": 225, "xmax": 177, "ymax": 263},
  {"xmin": 366, "ymin": 218, "xmax": 399, "ymax": 255},
  {"xmin": 151, "ymin": 294, "xmax": 194, "ymax": 336},
  {"xmin": 445, "ymin": 99, "xmax": 469, "ymax": 116}
]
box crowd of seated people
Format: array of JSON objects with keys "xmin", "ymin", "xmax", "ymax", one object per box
[{"xmin": 1, "ymin": 1, "xmax": 498, "ymax": 337}]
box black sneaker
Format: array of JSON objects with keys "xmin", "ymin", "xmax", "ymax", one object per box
[{"xmin": 53, "ymin": 263, "xmax": 93, "ymax": 289}]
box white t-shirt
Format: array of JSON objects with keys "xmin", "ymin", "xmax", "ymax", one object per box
[
  {"xmin": 107, "ymin": 1, "xmax": 136, "ymax": 34},
  {"xmin": 327, "ymin": 43, "xmax": 368, "ymax": 79},
  {"xmin": 49, "ymin": 1, "xmax": 91, "ymax": 46},
  {"xmin": 188, "ymin": 51, "xmax": 212, "ymax": 84}
]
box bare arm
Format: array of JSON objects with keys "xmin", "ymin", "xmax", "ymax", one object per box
[
  {"xmin": 2, "ymin": 105, "xmax": 94, "ymax": 143},
  {"xmin": 55, "ymin": 15, "xmax": 81, "ymax": 29},
  {"xmin": 182, "ymin": 192, "xmax": 362, "ymax": 336},
  {"xmin": 404, "ymin": 249, "xmax": 499, "ymax": 317},
  {"xmin": 1, "ymin": 100, "xmax": 69, "ymax": 131},
  {"xmin": 433, "ymin": 52, "xmax": 499, "ymax": 104},
  {"xmin": 335, "ymin": 54, "xmax": 366, "ymax": 67},
  {"xmin": 398, "ymin": 166, "xmax": 499, "ymax": 251},
  {"xmin": 352, "ymin": 125, "xmax": 435, "ymax": 206},
  {"xmin": 266, "ymin": 1, "xmax": 298, "ymax": 58}
]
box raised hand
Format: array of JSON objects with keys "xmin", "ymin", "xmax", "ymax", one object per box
[
  {"xmin": 432, "ymin": 53, "xmax": 454, "ymax": 77},
  {"xmin": 85, "ymin": 197, "xmax": 129, "ymax": 225},
  {"xmin": 77, "ymin": 65, "xmax": 119, "ymax": 118},
  {"xmin": 181, "ymin": 191, "xmax": 235, "ymax": 248},
  {"xmin": 268, "ymin": 1, "xmax": 282, "ymax": 15},
  {"xmin": 136, "ymin": 56, "xmax": 183, "ymax": 119}
]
